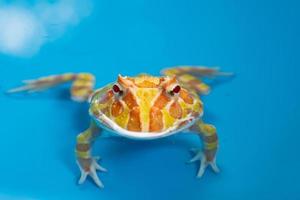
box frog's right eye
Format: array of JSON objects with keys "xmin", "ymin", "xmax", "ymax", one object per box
[{"xmin": 112, "ymin": 84, "xmax": 123, "ymax": 96}]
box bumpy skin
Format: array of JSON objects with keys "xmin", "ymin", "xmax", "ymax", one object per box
[
  {"xmin": 9, "ymin": 66, "xmax": 230, "ymax": 189},
  {"xmin": 89, "ymin": 75, "xmax": 203, "ymax": 135}
]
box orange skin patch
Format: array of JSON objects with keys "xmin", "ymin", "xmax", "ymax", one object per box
[
  {"xmin": 179, "ymin": 89, "xmax": 194, "ymax": 104},
  {"xmin": 111, "ymin": 100, "xmax": 124, "ymax": 117},
  {"xmin": 123, "ymin": 91, "xmax": 138, "ymax": 109},
  {"xmin": 169, "ymin": 101, "xmax": 183, "ymax": 119},
  {"xmin": 118, "ymin": 75, "xmax": 134, "ymax": 88},
  {"xmin": 127, "ymin": 107, "xmax": 141, "ymax": 131},
  {"xmin": 149, "ymin": 107, "xmax": 163, "ymax": 132},
  {"xmin": 153, "ymin": 91, "xmax": 170, "ymax": 109}
]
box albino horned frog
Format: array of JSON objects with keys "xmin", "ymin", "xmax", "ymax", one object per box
[{"xmin": 9, "ymin": 66, "xmax": 231, "ymax": 188}]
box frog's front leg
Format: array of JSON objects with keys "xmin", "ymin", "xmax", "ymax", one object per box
[
  {"xmin": 75, "ymin": 121, "xmax": 107, "ymax": 188},
  {"xmin": 188, "ymin": 120, "xmax": 220, "ymax": 177}
]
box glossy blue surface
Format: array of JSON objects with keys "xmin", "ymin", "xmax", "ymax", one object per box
[{"xmin": 0, "ymin": 0, "xmax": 299, "ymax": 199}]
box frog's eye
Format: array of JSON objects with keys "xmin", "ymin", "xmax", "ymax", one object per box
[
  {"xmin": 112, "ymin": 84, "xmax": 123, "ymax": 96},
  {"xmin": 169, "ymin": 84, "xmax": 181, "ymax": 96},
  {"xmin": 172, "ymin": 85, "xmax": 181, "ymax": 94}
]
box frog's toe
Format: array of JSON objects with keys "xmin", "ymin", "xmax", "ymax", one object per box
[
  {"xmin": 188, "ymin": 149, "xmax": 220, "ymax": 178},
  {"xmin": 187, "ymin": 148, "xmax": 202, "ymax": 163},
  {"xmin": 78, "ymin": 171, "xmax": 88, "ymax": 184},
  {"xmin": 209, "ymin": 159, "xmax": 220, "ymax": 173},
  {"xmin": 92, "ymin": 158, "xmax": 107, "ymax": 172},
  {"xmin": 77, "ymin": 157, "xmax": 106, "ymax": 188},
  {"xmin": 77, "ymin": 166, "xmax": 104, "ymax": 188},
  {"xmin": 197, "ymin": 162, "xmax": 207, "ymax": 177},
  {"xmin": 90, "ymin": 167, "xmax": 104, "ymax": 188}
]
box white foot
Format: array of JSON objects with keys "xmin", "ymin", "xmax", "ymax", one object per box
[
  {"xmin": 77, "ymin": 156, "xmax": 107, "ymax": 188},
  {"xmin": 188, "ymin": 148, "xmax": 220, "ymax": 178}
]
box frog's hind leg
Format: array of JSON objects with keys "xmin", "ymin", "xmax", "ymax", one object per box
[
  {"xmin": 188, "ymin": 120, "xmax": 219, "ymax": 177},
  {"xmin": 8, "ymin": 73, "xmax": 95, "ymax": 102},
  {"xmin": 76, "ymin": 121, "xmax": 107, "ymax": 188}
]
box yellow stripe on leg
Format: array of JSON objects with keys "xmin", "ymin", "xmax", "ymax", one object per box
[
  {"xmin": 76, "ymin": 150, "xmax": 91, "ymax": 159},
  {"xmin": 199, "ymin": 124, "xmax": 216, "ymax": 136},
  {"xmin": 204, "ymin": 141, "xmax": 218, "ymax": 150},
  {"xmin": 77, "ymin": 130, "xmax": 92, "ymax": 143}
]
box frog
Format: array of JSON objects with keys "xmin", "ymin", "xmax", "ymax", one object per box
[{"xmin": 9, "ymin": 66, "xmax": 231, "ymax": 189}]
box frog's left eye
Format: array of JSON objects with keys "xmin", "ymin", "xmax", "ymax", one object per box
[
  {"xmin": 112, "ymin": 84, "xmax": 123, "ymax": 96},
  {"xmin": 168, "ymin": 84, "xmax": 181, "ymax": 96}
]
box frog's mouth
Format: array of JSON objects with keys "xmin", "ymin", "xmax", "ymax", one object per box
[{"xmin": 90, "ymin": 111, "xmax": 198, "ymax": 140}]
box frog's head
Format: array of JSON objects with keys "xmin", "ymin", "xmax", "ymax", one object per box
[{"xmin": 90, "ymin": 74, "xmax": 203, "ymax": 134}]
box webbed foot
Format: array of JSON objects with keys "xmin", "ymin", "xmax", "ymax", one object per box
[
  {"xmin": 188, "ymin": 148, "xmax": 220, "ymax": 178},
  {"xmin": 77, "ymin": 156, "xmax": 107, "ymax": 188}
]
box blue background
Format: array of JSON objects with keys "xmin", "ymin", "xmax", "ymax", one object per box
[{"xmin": 0, "ymin": 0, "xmax": 299, "ymax": 199}]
